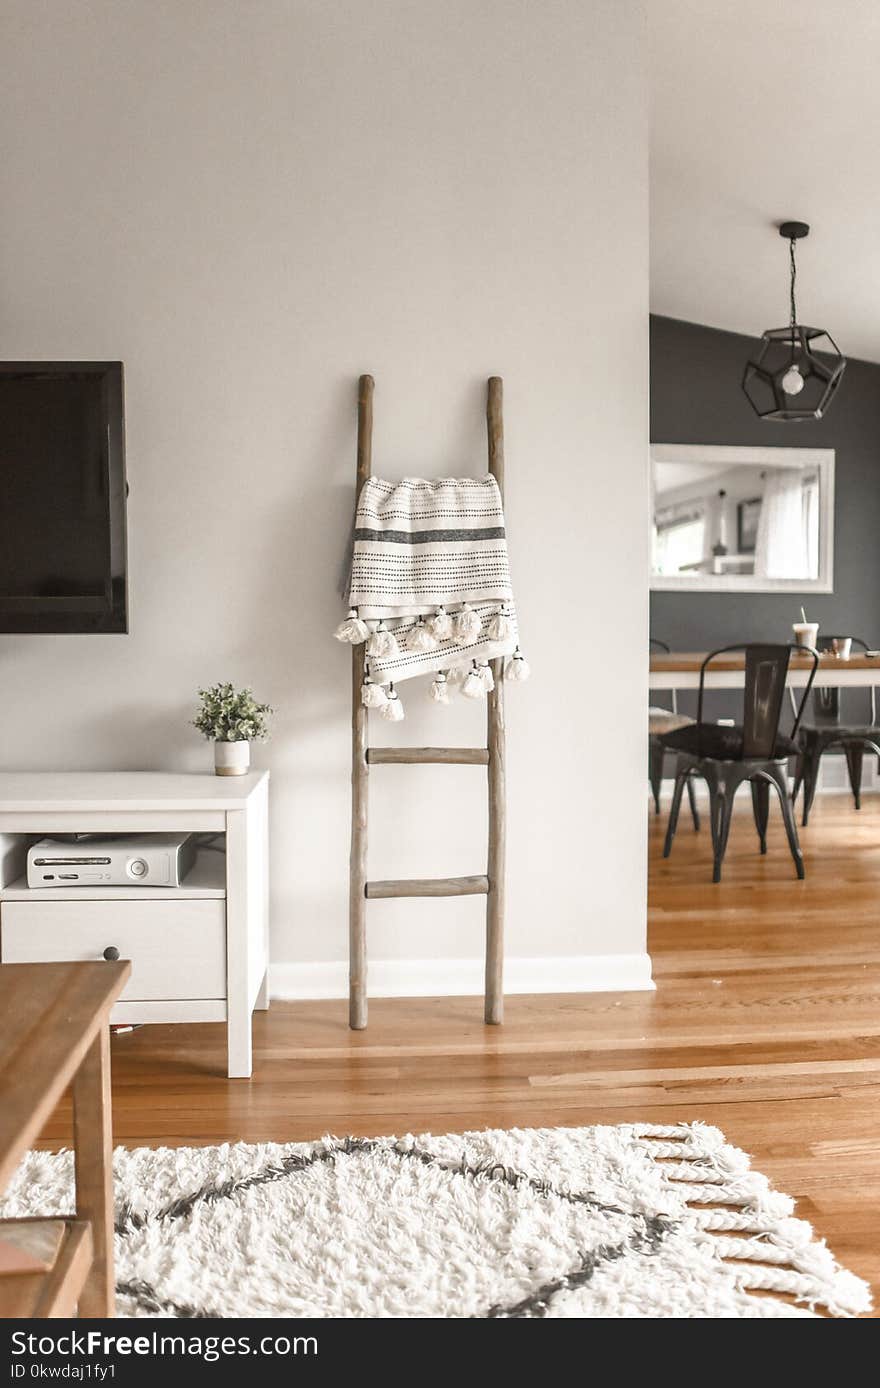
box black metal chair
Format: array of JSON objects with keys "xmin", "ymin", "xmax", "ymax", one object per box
[
  {"xmin": 791, "ymin": 636, "xmax": 880, "ymax": 825},
  {"xmin": 661, "ymin": 643, "xmax": 818, "ymax": 883},
  {"xmin": 649, "ymin": 638, "xmax": 699, "ymax": 829}
]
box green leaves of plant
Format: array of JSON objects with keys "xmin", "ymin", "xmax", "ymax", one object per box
[{"xmin": 193, "ymin": 681, "xmax": 273, "ymax": 743}]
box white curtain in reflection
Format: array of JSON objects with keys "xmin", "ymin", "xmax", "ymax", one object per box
[{"xmin": 754, "ymin": 468, "xmax": 811, "ymax": 579}]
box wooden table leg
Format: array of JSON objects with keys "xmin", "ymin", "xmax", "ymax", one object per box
[{"xmin": 72, "ymin": 1027, "xmax": 114, "ymax": 1317}]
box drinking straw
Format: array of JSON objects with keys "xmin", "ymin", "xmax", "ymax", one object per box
[{"xmin": 800, "ymin": 606, "xmax": 807, "ymax": 624}]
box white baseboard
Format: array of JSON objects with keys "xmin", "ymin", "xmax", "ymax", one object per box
[
  {"xmin": 270, "ymin": 952, "xmax": 655, "ymax": 1001},
  {"xmin": 813, "ymin": 755, "xmax": 879, "ymax": 794}
]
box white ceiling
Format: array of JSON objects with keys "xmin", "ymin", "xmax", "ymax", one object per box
[
  {"xmin": 654, "ymin": 460, "xmax": 721, "ymax": 493},
  {"xmin": 650, "ymin": 0, "xmax": 880, "ymax": 361}
]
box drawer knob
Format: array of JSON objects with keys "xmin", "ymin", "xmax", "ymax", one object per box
[{"xmin": 102, "ymin": 946, "xmax": 120, "ymax": 961}]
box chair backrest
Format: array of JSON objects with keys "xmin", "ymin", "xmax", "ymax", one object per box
[
  {"xmin": 649, "ymin": 637, "xmax": 676, "ymax": 715},
  {"xmin": 697, "ymin": 643, "xmax": 819, "ymax": 758}
]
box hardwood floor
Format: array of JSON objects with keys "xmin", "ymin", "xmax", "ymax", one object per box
[{"xmin": 34, "ymin": 791, "xmax": 880, "ymax": 1308}]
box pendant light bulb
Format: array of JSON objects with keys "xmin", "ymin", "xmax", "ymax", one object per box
[{"xmin": 781, "ymin": 364, "xmax": 805, "ymax": 396}]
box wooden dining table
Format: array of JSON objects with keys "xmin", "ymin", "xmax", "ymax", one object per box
[{"xmin": 650, "ymin": 649, "xmax": 880, "ymax": 693}]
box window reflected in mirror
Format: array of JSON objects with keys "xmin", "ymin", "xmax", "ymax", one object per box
[{"xmin": 650, "ymin": 446, "xmax": 834, "ymax": 593}]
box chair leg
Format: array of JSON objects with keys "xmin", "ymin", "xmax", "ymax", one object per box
[
  {"xmin": 685, "ymin": 774, "xmax": 701, "ymax": 831},
  {"xmin": 767, "ymin": 766, "xmax": 805, "ymax": 880},
  {"xmin": 801, "ymin": 742, "xmax": 822, "ymax": 827},
  {"xmin": 844, "ymin": 742, "xmax": 865, "ymax": 811},
  {"xmin": 750, "ymin": 777, "xmax": 770, "ymax": 854},
  {"xmin": 663, "ymin": 764, "xmax": 688, "ymax": 859},
  {"xmin": 649, "ymin": 737, "xmax": 664, "ymax": 815},
  {"xmin": 703, "ymin": 766, "xmax": 720, "ymax": 849},
  {"xmin": 712, "ymin": 789, "xmax": 734, "ymax": 884},
  {"xmin": 791, "ymin": 747, "xmax": 805, "ymax": 808}
]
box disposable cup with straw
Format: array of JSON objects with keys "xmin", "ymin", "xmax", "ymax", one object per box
[{"xmin": 792, "ymin": 605, "xmax": 819, "ymax": 649}]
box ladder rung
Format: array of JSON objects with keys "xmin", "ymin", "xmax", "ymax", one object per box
[
  {"xmin": 366, "ymin": 875, "xmax": 490, "ymax": 899},
  {"xmin": 367, "ymin": 747, "xmax": 489, "ymax": 765}
]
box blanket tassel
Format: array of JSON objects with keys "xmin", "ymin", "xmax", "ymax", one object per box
[
  {"xmin": 429, "ymin": 672, "xmax": 451, "ymax": 704},
  {"xmin": 368, "ymin": 622, "xmax": 400, "ymax": 659},
  {"xmin": 334, "ymin": 608, "xmax": 369, "ymax": 644},
  {"xmin": 488, "ymin": 605, "xmax": 513, "ymax": 641},
  {"xmin": 380, "ymin": 684, "xmax": 405, "ymax": 721},
  {"xmin": 462, "ymin": 662, "xmax": 487, "ymax": 699},
  {"xmin": 426, "ymin": 606, "xmax": 452, "ymax": 640},
  {"xmin": 361, "ymin": 673, "xmax": 389, "ymax": 709},
  {"xmin": 453, "ymin": 603, "xmax": 482, "ymax": 646},
  {"xmin": 507, "ymin": 649, "xmax": 530, "ymax": 681},
  {"xmin": 406, "ymin": 619, "xmax": 438, "ymax": 653}
]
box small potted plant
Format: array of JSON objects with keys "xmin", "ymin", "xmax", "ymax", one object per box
[{"xmin": 193, "ymin": 682, "xmax": 272, "ymax": 776}]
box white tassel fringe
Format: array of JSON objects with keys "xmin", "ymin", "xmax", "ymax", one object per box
[
  {"xmin": 507, "ymin": 650, "xmax": 530, "ymax": 681},
  {"xmin": 462, "ymin": 666, "xmax": 486, "ymax": 699},
  {"xmin": 429, "ymin": 673, "xmax": 451, "ymax": 704},
  {"xmin": 452, "ymin": 604, "xmax": 482, "ymax": 646},
  {"xmin": 478, "ymin": 662, "xmax": 495, "ymax": 693},
  {"xmin": 406, "ymin": 620, "xmax": 438, "ymax": 653},
  {"xmin": 630, "ymin": 1121, "xmax": 872, "ymax": 1317},
  {"xmin": 361, "ymin": 680, "xmax": 389, "ymax": 709},
  {"xmin": 334, "ymin": 609, "xmax": 369, "ymax": 644},
  {"xmin": 380, "ymin": 687, "xmax": 405, "ymax": 721},
  {"xmin": 368, "ymin": 623, "xmax": 400, "ymax": 659},
  {"xmin": 487, "ymin": 608, "xmax": 512, "ymax": 641},
  {"xmin": 426, "ymin": 607, "xmax": 452, "ymax": 640}
]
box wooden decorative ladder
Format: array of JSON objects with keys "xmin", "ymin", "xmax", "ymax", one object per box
[{"xmin": 348, "ymin": 374, "xmax": 506, "ymax": 1029}]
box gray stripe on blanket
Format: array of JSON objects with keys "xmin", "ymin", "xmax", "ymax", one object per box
[{"xmin": 354, "ymin": 527, "xmax": 506, "ymax": 544}]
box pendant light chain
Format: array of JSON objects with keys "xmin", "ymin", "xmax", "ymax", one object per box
[{"xmin": 789, "ymin": 236, "xmax": 798, "ymax": 346}]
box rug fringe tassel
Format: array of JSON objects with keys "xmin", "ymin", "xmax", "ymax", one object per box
[{"xmin": 633, "ymin": 1122, "xmax": 871, "ymax": 1317}]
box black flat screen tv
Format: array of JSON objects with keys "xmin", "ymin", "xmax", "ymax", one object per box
[{"xmin": 0, "ymin": 362, "xmax": 128, "ymax": 633}]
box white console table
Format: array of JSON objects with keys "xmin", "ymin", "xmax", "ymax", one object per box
[{"xmin": 0, "ymin": 771, "xmax": 269, "ymax": 1079}]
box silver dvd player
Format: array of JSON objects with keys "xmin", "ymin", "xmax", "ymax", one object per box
[{"xmin": 27, "ymin": 833, "xmax": 197, "ymax": 888}]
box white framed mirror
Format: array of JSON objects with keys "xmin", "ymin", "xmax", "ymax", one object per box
[{"xmin": 650, "ymin": 444, "xmax": 834, "ymax": 593}]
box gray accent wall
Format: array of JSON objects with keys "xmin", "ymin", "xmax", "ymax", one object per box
[{"xmin": 650, "ymin": 315, "xmax": 880, "ymax": 723}]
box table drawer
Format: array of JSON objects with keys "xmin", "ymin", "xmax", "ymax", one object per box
[{"xmin": 0, "ymin": 900, "xmax": 226, "ymax": 1001}]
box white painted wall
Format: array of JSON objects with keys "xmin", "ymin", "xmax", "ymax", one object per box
[{"xmin": 0, "ymin": 1, "xmax": 650, "ymax": 996}]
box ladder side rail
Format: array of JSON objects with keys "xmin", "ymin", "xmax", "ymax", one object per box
[
  {"xmin": 485, "ymin": 376, "xmax": 507, "ymax": 1025},
  {"xmin": 349, "ymin": 373, "xmax": 374, "ymax": 1029}
]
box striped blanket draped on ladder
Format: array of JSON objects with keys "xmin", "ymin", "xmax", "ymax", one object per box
[{"xmin": 334, "ymin": 475, "xmax": 529, "ymax": 719}]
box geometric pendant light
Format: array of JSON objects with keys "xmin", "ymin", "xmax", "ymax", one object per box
[{"xmin": 742, "ymin": 222, "xmax": 846, "ymax": 422}]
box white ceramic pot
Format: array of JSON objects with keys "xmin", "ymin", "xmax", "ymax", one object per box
[{"xmin": 214, "ymin": 740, "xmax": 250, "ymax": 776}]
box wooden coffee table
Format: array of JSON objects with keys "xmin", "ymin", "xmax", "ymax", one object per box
[{"xmin": 0, "ymin": 960, "xmax": 130, "ymax": 1317}]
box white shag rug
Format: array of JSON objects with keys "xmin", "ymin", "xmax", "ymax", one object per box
[{"xmin": 1, "ymin": 1123, "xmax": 871, "ymax": 1319}]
